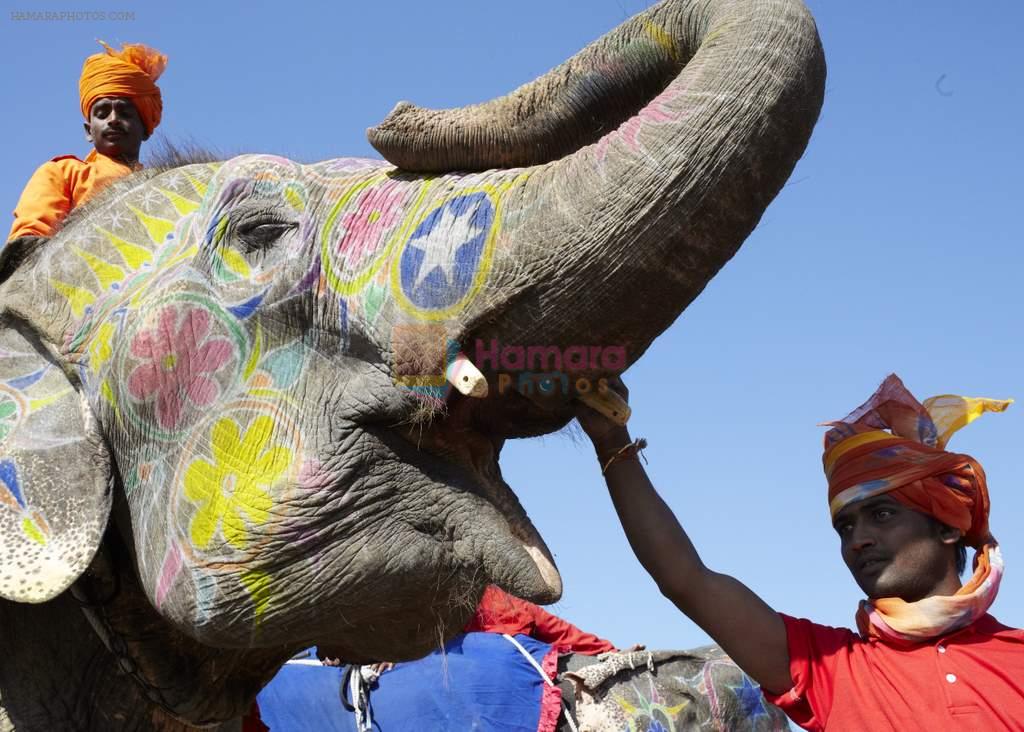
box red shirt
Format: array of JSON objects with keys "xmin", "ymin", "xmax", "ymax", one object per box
[
  {"xmin": 765, "ymin": 613, "xmax": 1024, "ymax": 730},
  {"xmin": 463, "ymin": 586, "xmax": 616, "ymax": 655}
]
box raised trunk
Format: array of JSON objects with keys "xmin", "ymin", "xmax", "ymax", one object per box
[{"xmin": 372, "ymin": 0, "xmax": 825, "ymax": 377}]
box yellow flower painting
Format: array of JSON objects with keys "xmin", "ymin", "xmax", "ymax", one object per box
[{"xmin": 184, "ymin": 415, "xmax": 292, "ymax": 550}]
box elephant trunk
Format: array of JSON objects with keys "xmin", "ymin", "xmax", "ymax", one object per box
[
  {"xmin": 371, "ymin": 0, "xmax": 826, "ymax": 375},
  {"xmin": 367, "ymin": 7, "xmax": 685, "ymax": 173}
]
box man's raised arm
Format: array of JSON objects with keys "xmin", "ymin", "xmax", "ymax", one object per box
[{"xmin": 576, "ymin": 381, "xmax": 793, "ymax": 695}]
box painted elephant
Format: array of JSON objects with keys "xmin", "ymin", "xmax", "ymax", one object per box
[
  {"xmin": 0, "ymin": 0, "xmax": 824, "ymax": 728},
  {"xmin": 559, "ymin": 647, "xmax": 788, "ymax": 731}
]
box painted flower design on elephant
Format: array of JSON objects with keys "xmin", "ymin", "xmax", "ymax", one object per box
[
  {"xmin": 614, "ymin": 677, "xmax": 688, "ymax": 732},
  {"xmin": 594, "ymin": 84, "xmax": 688, "ymax": 163},
  {"xmin": 127, "ymin": 306, "xmax": 235, "ymax": 429},
  {"xmin": 336, "ymin": 180, "xmax": 408, "ymax": 272},
  {"xmin": 184, "ymin": 415, "xmax": 293, "ymax": 551}
]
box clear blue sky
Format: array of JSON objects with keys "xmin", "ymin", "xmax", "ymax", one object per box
[{"xmin": 2, "ymin": 0, "xmax": 1021, "ymax": 653}]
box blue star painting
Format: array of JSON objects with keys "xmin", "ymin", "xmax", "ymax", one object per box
[
  {"xmin": 398, "ymin": 192, "xmax": 494, "ymax": 311},
  {"xmin": 729, "ymin": 675, "xmax": 769, "ymax": 720}
]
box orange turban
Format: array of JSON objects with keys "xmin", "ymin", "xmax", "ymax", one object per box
[
  {"xmin": 79, "ymin": 41, "xmax": 167, "ymax": 135},
  {"xmin": 823, "ymin": 374, "xmax": 1011, "ymax": 549}
]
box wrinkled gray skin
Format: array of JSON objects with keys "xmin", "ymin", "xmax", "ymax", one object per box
[
  {"xmin": 0, "ymin": 0, "xmax": 824, "ymax": 728},
  {"xmin": 558, "ymin": 647, "xmax": 789, "ymax": 731},
  {"xmin": 0, "ymin": 593, "xmax": 244, "ymax": 732}
]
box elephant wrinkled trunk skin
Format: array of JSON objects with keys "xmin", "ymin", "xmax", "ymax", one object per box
[{"xmin": 374, "ymin": 0, "xmax": 826, "ymax": 433}]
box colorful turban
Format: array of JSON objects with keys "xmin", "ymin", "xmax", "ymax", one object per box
[
  {"xmin": 823, "ymin": 374, "xmax": 1011, "ymax": 548},
  {"xmin": 79, "ymin": 41, "xmax": 167, "ymax": 135}
]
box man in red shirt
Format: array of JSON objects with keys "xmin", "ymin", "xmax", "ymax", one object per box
[{"xmin": 577, "ymin": 374, "xmax": 1022, "ymax": 730}]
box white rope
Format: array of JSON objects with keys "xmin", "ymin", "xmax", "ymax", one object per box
[
  {"xmin": 502, "ymin": 634, "xmax": 579, "ymax": 732},
  {"xmin": 346, "ymin": 665, "xmax": 380, "ymax": 732}
]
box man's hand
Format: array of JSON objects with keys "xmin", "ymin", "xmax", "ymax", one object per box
[{"xmin": 575, "ymin": 377, "xmax": 633, "ymax": 462}]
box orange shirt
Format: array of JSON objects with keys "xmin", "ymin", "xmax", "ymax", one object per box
[
  {"xmin": 463, "ymin": 586, "xmax": 617, "ymax": 655},
  {"xmin": 8, "ymin": 149, "xmax": 138, "ymax": 240}
]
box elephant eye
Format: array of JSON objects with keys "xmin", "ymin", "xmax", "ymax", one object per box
[{"xmin": 236, "ymin": 220, "xmax": 297, "ymax": 251}]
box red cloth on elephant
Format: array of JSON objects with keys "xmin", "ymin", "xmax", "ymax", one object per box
[
  {"xmin": 463, "ymin": 586, "xmax": 616, "ymax": 655},
  {"xmin": 765, "ymin": 613, "xmax": 1024, "ymax": 731}
]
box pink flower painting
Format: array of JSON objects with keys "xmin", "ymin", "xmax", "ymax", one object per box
[
  {"xmin": 127, "ymin": 306, "xmax": 234, "ymax": 430},
  {"xmin": 594, "ymin": 84, "xmax": 688, "ymax": 163},
  {"xmin": 335, "ymin": 181, "xmax": 408, "ymax": 271}
]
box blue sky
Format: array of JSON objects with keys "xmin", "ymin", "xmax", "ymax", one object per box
[{"xmin": 2, "ymin": 0, "xmax": 1021, "ymax": 654}]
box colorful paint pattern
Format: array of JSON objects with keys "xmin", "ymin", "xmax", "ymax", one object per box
[
  {"xmin": 0, "ymin": 150, "xmax": 538, "ymax": 629},
  {"xmin": 0, "ymin": 54, "xmax": 697, "ymax": 627},
  {"xmin": 127, "ymin": 305, "xmax": 235, "ymax": 430},
  {"xmin": 184, "ymin": 415, "xmax": 292, "ymax": 550},
  {"xmin": 614, "ymin": 675, "xmax": 689, "ymax": 731}
]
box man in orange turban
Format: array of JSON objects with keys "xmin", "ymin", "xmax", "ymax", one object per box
[
  {"xmin": 576, "ymin": 374, "xmax": 1023, "ymax": 730},
  {"xmin": 6, "ymin": 42, "xmax": 167, "ymax": 242}
]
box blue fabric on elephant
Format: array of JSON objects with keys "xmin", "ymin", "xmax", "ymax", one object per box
[{"xmin": 256, "ymin": 632, "xmax": 561, "ymax": 731}]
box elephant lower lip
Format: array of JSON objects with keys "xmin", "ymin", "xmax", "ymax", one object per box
[
  {"xmin": 391, "ymin": 406, "xmax": 562, "ymax": 603},
  {"xmin": 467, "ymin": 470, "xmax": 563, "ymax": 603}
]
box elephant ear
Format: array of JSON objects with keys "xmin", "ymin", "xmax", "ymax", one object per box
[{"xmin": 0, "ymin": 314, "xmax": 111, "ymax": 602}]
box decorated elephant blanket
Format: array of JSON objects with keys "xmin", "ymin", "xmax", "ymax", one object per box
[{"xmin": 256, "ymin": 632, "xmax": 562, "ymax": 731}]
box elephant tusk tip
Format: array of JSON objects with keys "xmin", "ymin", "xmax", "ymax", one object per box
[
  {"xmin": 523, "ymin": 543, "xmax": 562, "ymax": 602},
  {"xmin": 578, "ymin": 388, "xmax": 631, "ymax": 427},
  {"xmin": 447, "ymin": 352, "xmax": 488, "ymax": 398}
]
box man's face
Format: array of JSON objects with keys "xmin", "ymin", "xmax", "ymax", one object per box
[
  {"xmin": 834, "ymin": 495, "xmax": 958, "ymax": 601},
  {"xmin": 84, "ymin": 97, "xmax": 147, "ymax": 162}
]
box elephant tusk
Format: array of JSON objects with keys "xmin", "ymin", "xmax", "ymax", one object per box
[
  {"xmin": 578, "ymin": 388, "xmax": 631, "ymax": 427},
  {"xmin": 447, "ymin": 352, "xmax": 488, "ymax": 398}
]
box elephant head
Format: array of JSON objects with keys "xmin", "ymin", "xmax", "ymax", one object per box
[
  {"xmin": 0, "ymin": 0, "xmax": 824, "ymax": 724},
  {"xmin": 563, "ymin": 646, "xmax": 790, "ymax": 730}
]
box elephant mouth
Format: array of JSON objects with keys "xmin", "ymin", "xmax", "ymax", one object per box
[{"xmin": 394, "ymin": 386, "xmax": 563, "ymax": 605}]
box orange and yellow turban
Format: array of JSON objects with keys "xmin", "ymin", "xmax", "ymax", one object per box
[
  {"xmin": 823, "ymin": 374, "xmax": 1011, "ymax": 548},
  {"xmin": 79, "ymin": 41, "xmax": 167, "ymax": 135}
]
